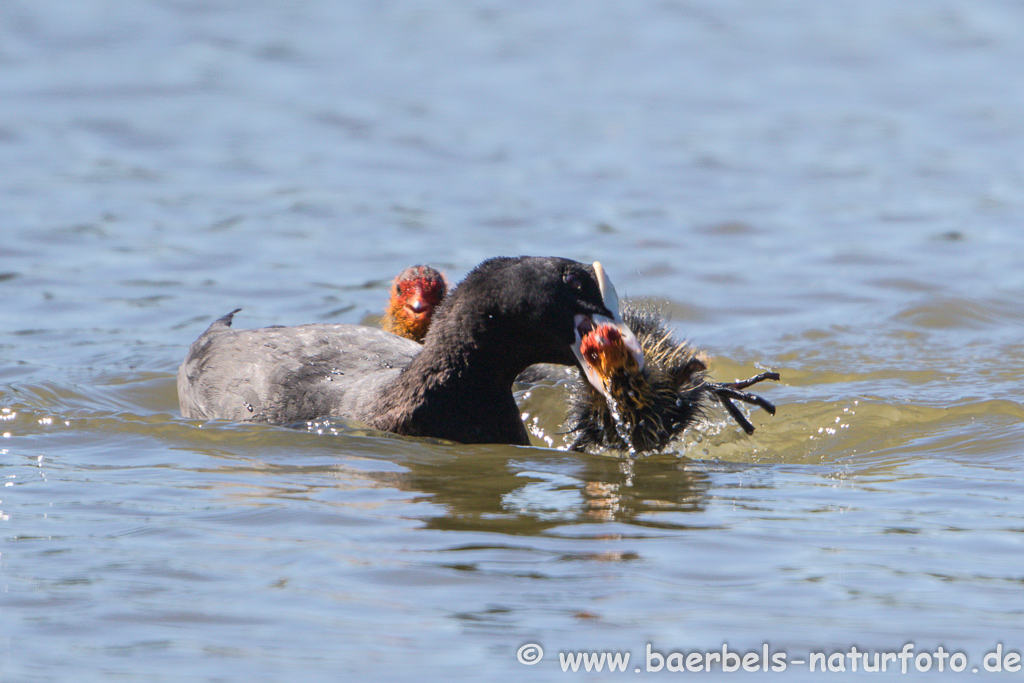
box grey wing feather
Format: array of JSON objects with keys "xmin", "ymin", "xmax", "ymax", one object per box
[{"xmin": 178, "ymin": 318, "xmax": 419, "ymax": 424}]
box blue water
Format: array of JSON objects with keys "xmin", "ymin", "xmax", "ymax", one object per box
[{"xmin": 2, "ymin": 1, "xmax": 1024, "ymax": 680}]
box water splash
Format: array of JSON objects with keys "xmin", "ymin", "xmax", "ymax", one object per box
[{"xmin": 606, "ymin": 395, "xmax": 638, "ymax": 456}]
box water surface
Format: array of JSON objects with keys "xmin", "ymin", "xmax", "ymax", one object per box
[{"xmin": 2, "ymin": 1, "xmax": 1023, "ymax": 680}]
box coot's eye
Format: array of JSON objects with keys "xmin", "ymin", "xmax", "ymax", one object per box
[{"xmin": 564, "ymin": 272, "xmax": 583, "ymax": 291}]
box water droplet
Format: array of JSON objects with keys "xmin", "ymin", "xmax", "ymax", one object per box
[{"xmin": 607, "ymin": 397, "xmax": 637, "ymax": 454}]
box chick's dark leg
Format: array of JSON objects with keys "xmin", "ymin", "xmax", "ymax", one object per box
[
  {"xmin": 708, "ymin": 371, "xmax": 781, "ymax": 434},
  {"xmin": 723, "ymin": 371, "xmax": 780, "ymax": 391}
]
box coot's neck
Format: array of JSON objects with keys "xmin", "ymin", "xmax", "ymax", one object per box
[{"xmin": 367, "ymin": 303, "xmax": 545, "ymax": 445}]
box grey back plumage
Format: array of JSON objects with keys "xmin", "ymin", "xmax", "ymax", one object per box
[{"xmin": 178, "ymin": 311, "xmax": 419, "ymax": 424}]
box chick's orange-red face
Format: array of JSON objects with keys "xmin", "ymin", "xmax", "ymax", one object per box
[
  {"xmin": 385, "ymin": 267, "xmax": 447, "ymax": 342},
  {"xmin": 579, "ymin": 323, "xmax": 640, "ymax": 382}
]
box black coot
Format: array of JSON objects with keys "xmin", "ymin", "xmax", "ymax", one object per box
[{"xmin": 178, "ymin": 256, "xmax": 643, "ymax": 445}]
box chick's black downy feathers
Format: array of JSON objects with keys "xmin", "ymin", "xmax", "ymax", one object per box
[{"xmin": 565, "ymin": 302, "xmax": 779, "ymax": 454}]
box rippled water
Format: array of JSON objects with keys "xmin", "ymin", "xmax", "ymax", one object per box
[{"xmin": 3, "ymin": 1, "xmax": 1024, "ymax": 681}]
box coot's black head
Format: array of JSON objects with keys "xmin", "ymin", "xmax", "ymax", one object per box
[{"xmin": 432, "ymin": 256, "xmax": 643, "ymax": 389}]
